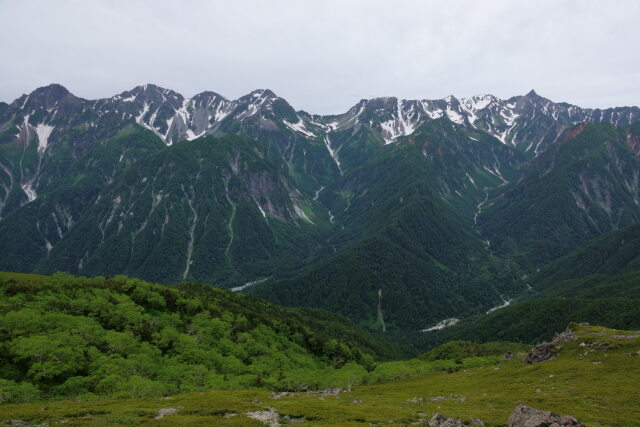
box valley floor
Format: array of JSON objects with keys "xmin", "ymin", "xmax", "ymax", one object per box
[{"xmin": 1, "ymin": 325, "xmax": 638, "ymax": 426}]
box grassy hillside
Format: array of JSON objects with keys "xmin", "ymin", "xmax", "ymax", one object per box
[{"xmin": 1, "ymin": 324, "xmax": 638, "ymax": 425}]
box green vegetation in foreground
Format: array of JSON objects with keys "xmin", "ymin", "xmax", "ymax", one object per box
[
  {"xmin": 0, "ymin": 271, "xmax": 425, "ymax": 404},
  {"xmin": 0, "ymin": 272, "xmax": 521, "ymax": 406},
  {"xmin": 1, "ymin": 324, "xmax": 639, "ymax": 425}
]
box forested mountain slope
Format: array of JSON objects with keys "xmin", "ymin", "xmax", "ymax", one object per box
[
  {"xmin": 479, "ymin": 122, "xmax": 640, "ymax": 268},
  {"xmin": 36, "ymin": 134, "xmax": 328, "ymax": 286},
  {"xmin": 528, "ymin": 221, "xmax": 640, "ymax": 299},
  {"xmin": 2, "ymin": 83, "xmax": 640, "ymax": 332},
  {"xmin": 251, "ymin": 120, "xmax": 529, "ymax": 329}
]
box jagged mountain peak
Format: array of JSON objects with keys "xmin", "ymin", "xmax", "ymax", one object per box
[
  {"xmin": 442, "ymin": 94, "xmax": 460, "ymax": 104},
  {"xmin": 234, "ymin": 89, "xmax": 288, "ymax": 113},
  {"xmin": 245, "ymin": 88, "xmax": 279, "ymax": 100},
  {"xmin": 230, "ymin": 89, "xmax": 300, "ymax": 124},
  {"xmin": 460, "ymin": 94, "xmax": 498, "ymax": 109},
  {"xmin": 4, "ymin": 83, "xmax": 639, "ymax": 155},
  {"xmin": 32, "ymin": 83, "xmax": 71, "ymax": 98},
  {"xmin": 516, "ymin": 89, "xmax": 551, "ymax": 106},
  {"xmin": 13, "ymin": 83, "xmax": 76, "ymax": 110},
  {"xmin": 114, "ymin": 83, "xmax": 183, "ymax": 106},
  {"xmin": 363, "ymin": 96, "xmax": 398, "ymax": 103},
  {"xmin": 132, "ymin": 83, "xmax": 176, "ymax": 95},
  {"xmin": 191, "ymin": 90, "xmax": 228, "ymax": 102}
]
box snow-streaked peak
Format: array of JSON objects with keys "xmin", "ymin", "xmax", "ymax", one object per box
[
  {"xmin": 113, "ymin": 83, "xmax": 183, "ymax": 106},
  {"xmin": 283, "ymin": 118, "xmax": 316, "ymax": 138},
  {"xmin": 377, "ymin": 98, "xmax": 422, "ymax": 144},
  {"xmin": 445, "ymin": 106, "xmax": 465, "ymax": 125},
  {"xmin": 460, "ymin": 94, "xmax": 498, "ymax": 113},
  {"xmin": 249, "ymin": 89, "xmax": 278, "ymax": 99},
  {"xmin": 113, "ymin": 87, "xmax": 233, "ymax": 144},
  {"xmin": 123, "ymin": 87, "xmax": 318, "ymax": 144},
  {"xmin": 326, "ymin": 95, "xmax": 470, "ymax": 143},
  {"xmin": 8, "ymin": 85, "xmax": 640, "ymax": 154}
]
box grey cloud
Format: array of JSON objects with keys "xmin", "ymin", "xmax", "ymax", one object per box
[{"xmin": 0, "ymin": 0, "xmax": 638, "ymax": 114}]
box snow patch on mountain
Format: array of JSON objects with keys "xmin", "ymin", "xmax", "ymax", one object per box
[
  {"xmin": 323, "ymin": 135, "xmax": 342, "ymax": 174},
  {"xmin": 445, "ymin": 107, "xmax": 465, "ymax": 125},
  {"xmin": 460, "ymin": 95, "xmax": 496, "ymax": 125},
  {"xmin": 421, "ymin": 318, "xmax": 460, "ymax": 332},
  {"xmin": 21, "ymin": 182, "xmax": 37, "ymax": 202},
  {"xmin": 185, "ymin": 129, "xmax": 206, "ymax": 141},
  {"xmin": 35, "ymin": 124, "xmax": 54, "ymax": 153},
  {"xmin": 231, "ymin": 277, "xmax": 271, "ymax": 292},
  {"xmin": 420, "ymin": 100, "xmax": 444, "ymax": 119},
  {"xmin": 462, "ymin": 95, "xmax": 494, "ymax": 112},
  {"xmin": 375, "ymin": 99, "xmax": 423, "ymax": 143},
  {"xmin": 22, "ymin": 84, "xmax": 639, "ymax": 156},
  {"xmin": 175, "ymin": 99, "xmax": 191, "ymax": 125},
  {"xmin": 283, "ymin": 118, "xmax": 315, "ymax": 137},
  {"xmin": 135, "ymin": 103, "xmax": 150, "ymax": 124},
  {"xmin": 486, "ymin": 298, "xmax": 512, "ymax": 314},
  {"xmin": 294, "ymin": 204, "xmax": 314, "ymax": 224},
  {"xmin": 256, "ymin": 203, "xmax": 267, "ymax": 218},
  {"xmin": 380, "ymin": 120, "xmax": 400, "ymax": 144}
]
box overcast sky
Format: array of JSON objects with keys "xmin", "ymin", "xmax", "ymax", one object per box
[{"xmin": 1, "ymin": 0, "xmax": 638, "ymax": 114}]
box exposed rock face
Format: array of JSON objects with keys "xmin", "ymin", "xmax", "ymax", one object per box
[
  {"xmin": 428, "ymin": 413, "xmax": 470, "ymax": 427},
  {"xmin": 246, "ymin": 407, "xmax": 280, "ymax": 426},
  {"xmin": 524, "ymin": 342, "xmax": 555, "ymax": 364},
  {"xmin": 154, "ymin": 407, "xmax": 178, "ymax": 419},
  {"xmin": 525, "ymin": 324, "xmax": 579, "ymax": 364},
  {"xmin": 307, "ymin": 387, "xmax": 349, "ymax": 396},
  {"xmin": 508, "ymin": 404, "xmax": 584, "ymax": 427},
  {"xmin": 552, "ymin": 327, "xmax": 578, "ymax": 344}
]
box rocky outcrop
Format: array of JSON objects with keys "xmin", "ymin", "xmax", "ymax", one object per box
[
  {"xmin": 508, "ymin": 404, "xmax": 584, "ymax": 427},
  {"xmin": 424, "ymin": 404, "xmax": 582, "ymax": 427},
  {"xmin": 307, "ymin": 387, "xmax": 350, "ymax": 396},
  {"xmin": 524, "ymin": 342, "xmax": 555, "ymax": 364},
  {"xmin": 155, "ymin": 407, "xmax": 179, "ymax": 419},
  {"xmin": 428, "ymin": 413, "xmax": 470, "ymax": 427},
  {"xmin": 246, "ymin": 407, "xmax": 304, "ymax": 426},
  {"xmin": 525, "ymin": 324, "xmax": 579, "ymax": 364},
  {"xmin": 552, "ymin": 327, "xmax": 578, "ymax": 344},
  {"xmin": 246, "ymin": 407, "xmax": 281, "ymax": 426}
]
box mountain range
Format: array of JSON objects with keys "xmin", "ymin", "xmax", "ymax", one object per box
[{"xmin": 1, "ymin": 83, "xmax": 639, "ymax": 330}]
